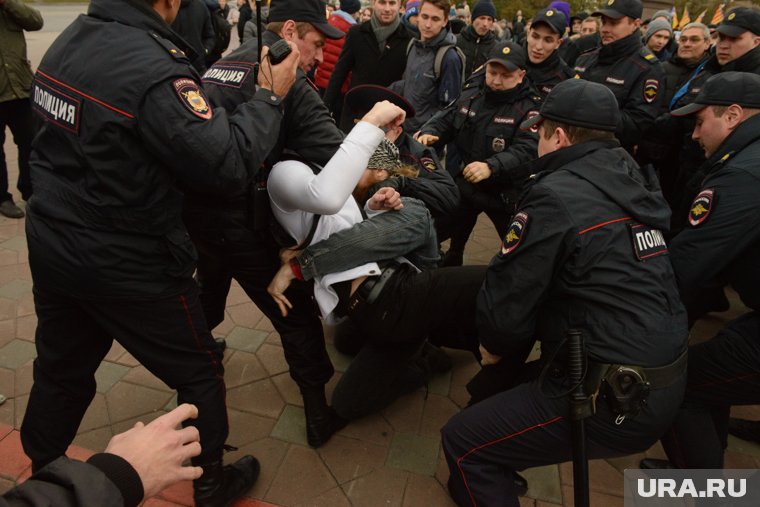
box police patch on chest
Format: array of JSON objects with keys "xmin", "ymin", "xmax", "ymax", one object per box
[
  {"xmin": 643, "ymin": 79, "xmax": 659, "ymax": 104},
  {"xmin": 173, "ymin": 78, "xmax": 212, "ymax": 120},
  {"xmin": 492, "ymin": 137, "xmax": 506, "ymax": 152},
  {"xmin": 493, "ymin": 116, "xmax": 515, "ymax": 125},
  {"xmin": 500, "ymin": 211, "xmax": 528, "ymax": 256},
  {"xmin": 629, "ymin": 224, "xmax": 668, "ymax": 261},
  {"xmin": 31, "ymin": 80, "xmax": 82, "ymax": 134},
  {"xmin": 688, "ymin": 188, "xmax": 714, "ymax": 227},
  {"xmin": 202, "ymin": 63, "xmax": 252, "ymax": 88}
]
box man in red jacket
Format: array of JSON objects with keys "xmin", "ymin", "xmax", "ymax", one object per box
[{"xmin": 314, "ymin": 0, "xmax": 362, "ymax": 115}]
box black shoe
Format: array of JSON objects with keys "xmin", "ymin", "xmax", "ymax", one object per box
[
  {"xmin": 0, "ymin": 200, "xmax": 24, "ymax": 219},
  {"xmin": 193, "ymin": 455, "xmax": 260, "ymax": 507},
  {"xmin": 301, "ymin": 387, "xmax": 348, "ymax": 448},
  {"xmin": 728, "ymin": 417, "xmax": 760, "ymax": 444},
  {"xmin": 215, "ymin": 337, "xmax": 227, "ymax": 354},
  {"xmin": 441, "ymin": 249, "xmax": 463, "ymax": 267},
  {"xmin": 639, "ymin": 458, "xmax": 674, "ymax": 470},
  {"xmin": 513, "ymin": 471, "xmax": 528, "ymax": 496},
  {"xmin": 418, "ymin": 341, "xmax": 452, "ymax": 376}
]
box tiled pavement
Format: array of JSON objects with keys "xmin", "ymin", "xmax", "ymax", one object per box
[{"xmin": 2, "ymin": 6, "xmax": 760, "ymax": 506}]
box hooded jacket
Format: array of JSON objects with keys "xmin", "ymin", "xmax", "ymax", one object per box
[
  {"xmin": 526, "ymin": 48, "xmax": 575, "ymax": 99},
  {"xmin": 0, "ymin": 0, "xmax": 43, "ymax": 103},
  {"xmin": 456, "ymin": 24, "xmax": 497, "ymax": 77},
  {"xmin": 477, "ymin": 139, "xmax": 687, "ymax": 367}
]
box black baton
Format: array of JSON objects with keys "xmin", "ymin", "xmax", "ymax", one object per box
[{"xmin": 567, "ymin": 328, "xmax": 590, "ymax": 507}]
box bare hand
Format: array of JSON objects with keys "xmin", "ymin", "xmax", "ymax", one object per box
[
  {"xmin": 463, "ymin": 161, "xmax": 492, "ymax": 183},
  {"xmin": 279, "ymin": 247, "xmax": 300, "ymax": 264},
  {"xmin": 479, "ymin": 344, "xmax": 502, "ymax": 366},
  {"xmin": 258, "ymin": 42, "xmax": 300, "ymax": 98},
  {"xmin": 268, "ymin": 262, "xmax": 296, "ymax": 316},
  {"xmin": 362, "ymin": 100, "xmax": 405, "ymax": 131},
  {"xmin": 104, "ymin": 404, "xmax": 203, "ymax": 499},
  {"xmin": 367, "ymin": 187, "xmax": 403, "ymax": 211},
  {"xmin": 417, "ymin": 134, "xmax": 439, "ymax": 146}
]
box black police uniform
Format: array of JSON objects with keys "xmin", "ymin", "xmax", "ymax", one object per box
[
  {"xmin": 659, "ymin": 81, "xmax": 760, "ymax": 468},
  {"xmin": 526, "ymin": 49, "xmax": 576, "ymax": 99},
  {"xmin": 574, "ymin": 32, "xmax": 665, "ymax": 151},
  {"xmin": 20, "ymin": 0, "xmax": 282, "ymax": 471},
  {"xmin": 441, "ymin": 80, "xmax": 687, "ymax": 506},
  {"xmin": 420, "ymin": 75, "xmax": 540, "ymax": 258},
  {"xmin": 185, "ymin": 30, "xmax": 345, "ymax": 393}
]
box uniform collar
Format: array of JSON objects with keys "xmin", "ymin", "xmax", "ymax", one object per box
[
  {"xmin": 531, "ymin": 139, "xmax": 620, "ymax": 178},
  {"xmin": 598, "ymin": 31, "xmax": 642, "ymax": 64}
]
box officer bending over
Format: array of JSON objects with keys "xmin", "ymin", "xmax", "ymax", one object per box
[
  {"xmin": 20, "ymin": 0, "xmax": 298, "ymax": 504},
  {"xmin": 441, "ymin": 79, "xmax": 687, "ymax": 506}
]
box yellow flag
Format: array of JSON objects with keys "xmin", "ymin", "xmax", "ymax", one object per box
[
  {"xmin": 711, "ymin": 4, "xmax": 725, "ymax": 25},
  {"xmin": 695, "ymin": 9, "xmax": 707, "ymax": 24},
  {"xmin": 671, "ymin": 6, "xmax": 679, "ymax": 29},
  {"xmin": 678, "ymin": 6, "xmax": 691, "ymax": 31}
]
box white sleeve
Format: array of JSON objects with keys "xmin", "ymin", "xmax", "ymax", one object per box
[{"xmin": 268, "ymin": 121, "xmax": 384, "ymax": 215}]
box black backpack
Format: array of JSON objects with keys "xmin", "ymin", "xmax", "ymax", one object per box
[{"xmin": 208, "ymin": 8, "xmax": 232, "ymax": 64}]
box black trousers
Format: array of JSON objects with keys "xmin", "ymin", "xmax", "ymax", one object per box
[
  {"xmin": 184, "ymin": 207, "xmax": 333, "ymax": 388},
  {"xmin": 661, "ymin": 311, "xmax": 760, "ymax": 468},
  {"xmin": 331, "ymin": 265, "xmax": 486, "ymax": 419},
  {"xmin": 442, "ymin": 372, "xmax": 686, "ymax": 507},
  {"xmin": 448, "ymin": 177, "xmax": 512, "ymax": 256},
  {"xmin": 21, "ymin": 285, "xmax": 228, "ymax": 468},
  {"xmin": 0, "ymin": 98, "xmax": 34, "ymax": 201}
]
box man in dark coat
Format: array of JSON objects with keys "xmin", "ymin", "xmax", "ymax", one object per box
[
  {"xmin": 171, "ymin": 0, "xmax": 216, "ymax": 72},
  {"xmin": 456, "ymin": 0, "xmax": 497, "ymax": 78}
]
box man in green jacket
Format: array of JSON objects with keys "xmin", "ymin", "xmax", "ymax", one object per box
[{"xmin": 0, "ymin": 0, "xmax": 42, "ymax": 218}]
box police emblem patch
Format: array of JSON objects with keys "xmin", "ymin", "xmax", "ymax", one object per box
[
  {"xmin": 420, "ymin": 157, "xmax": 437, "ymax": 172},
  {"xmin": 643, "ymin": 79, "xmax": 659, "ymax": 103},
  {"xmin": 525, "ymin": 110, "xmax": 540, "ymax": 133},
  {"xmin": 492, "ymin": 137, "xmax": 506, "ymax": 152},
  {"xmin": 688, "ymin": 189, "xmax": 714, "ymax": 227},
  {"xmin": 500, "ymin": 211, "xmax": 528, "ymax": 256},
  {"xmin": 173, "ymin": 78, "xmax": 212, "ymax": 120}
]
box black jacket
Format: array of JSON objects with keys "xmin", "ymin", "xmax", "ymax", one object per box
[
  {"xmin": 574, "ymin": 32, "xmax": 665, "ymax": 151},
  {"xmin": 670, "ymin": 114, "xmax": 760, "ymax": 321},
  {"xmin": 170, "ymin": 0, "xmax": 215, "ymax": 73},
  {"xmin": 27, "ymin": 0, "xmax": 283, "ymax": 299},
  {"xmin": 477, "ymin": 139, "xmax": 687, "ymax": 367},
  {"xmin": 323, "ymin": 19, "xmax": 410, "ymax": 130},
  {"xmin": 1, "ymin": 455, "xmax": 142, "ymax": 507},
  {"xmin": 456, "ymin": 25, "xmax": 497, "ymax": 78},
  {"xmin": 558, "ymin": 32, "xmax": 600, "ymax": 67},
  {"xmin": 526, "ymin": 49, "xmax": 576, "ymax": 99}
]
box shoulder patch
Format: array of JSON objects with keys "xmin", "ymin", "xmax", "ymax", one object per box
[
  {"xmin": 629, "ymin": 224, "xmax": 668, "ymax": 261},
  {"xmin": 500, "ymin": 211, "xmax": 529, "ymax": 256},
  {"xmin": 688, "ymin": 188, "xmax": 714, "ymax": 227},
  {"xmin": 202, "ymin": 62, "xmax": 254, "ymax": 88},
  {"xmin": 173, "ymin": 78, "xmax": 212, "ymax": 120},
  {"xmin": 525, "ymin": 110, "xmax": 540, "ymax": 133},
  {"xmin": 420, "ymin": 156, "xmax": 437, "ymax": 172},
  {"xmin": 643, "ymin": 79, "xmax": 659, "ymax": 104}
]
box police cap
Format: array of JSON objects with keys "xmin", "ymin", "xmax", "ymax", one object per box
[
  {"xmin": 344, "ymin": 85, "xmax": 416, "ymax": 120},
  {"xmin": 671, "ymin": 72, "xmax": 760, "ymax": 116},
  {"xmin": 268, "ymin": 0, "xmax": 344, "ymax": 39},
  {"xmin": 716, "ymin": 7, "xmax": 760, "ymax": 37},
  {"xmin": 532, "ymin": 8, "xmax": 567, "ymax": 35},
  {"xmin": 521, "ymin": 79, "xmax": 620, "ymax": 132},
  {"xmin": 592, "ymin": 0, "xmax": 643, "ymax": 21},
  {"xmin": 484, "ymin": 42, "xmax": 527, "ymax": 72}
]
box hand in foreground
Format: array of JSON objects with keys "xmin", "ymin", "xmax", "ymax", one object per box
[
  {"xmin": 479, "ymin": 344, "xmax": 502, "ymax": 366},
  {"xmin": 416, "ymin": 134, "xmax": 439, "ymax": 146},
  {"xmin": 362, "ymin": 100, "xmax": 406, "ymax": 132},
  {"xmin": 367, "ymin": 187, "xmax": 403, "ymax": 211},
  {"xmin": 463, "ymin": 161, "xmax": 492, "ymax": 183},
  {"xmin": 258, "ymin": 42, "xmax": 300, "ymax": 98},
  {"xmin": 268, "ymin": 262, "xmax": 297, "ymax": 316},
  {"xmin": 104, "ymin": 404, "xmax": 202, "ymax": 499}
]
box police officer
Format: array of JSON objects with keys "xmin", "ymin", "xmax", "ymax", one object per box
[
  {"xmin": 19, "ymin": 0, "xmax": 299, "ymax": 504},
  {"xmin": 573, "ymin": 0, "xmax": 664, "ymax": 152},
  {"xmin": 639, "ymin": 72, "xmax": 760, "ymax": 470},
  {"xmin": 343, "ymin": 84, "xmax": 460, "ymax": 241},
  {"xmin": 525, "ymin": 8, "xmax": 576, "ymax": 99},
  {"xmin": 417, "ymin": 41, "xmax": 540, "ymax": 266},
  {"xmin": 185, "ymin": 0, "xmax": 348, "ymax": 448},
  {"xmin": 441, "ymin": 79, "xmax": 687, "ymax": 506}
]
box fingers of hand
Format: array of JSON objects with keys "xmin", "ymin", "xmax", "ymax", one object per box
[
  {"xmin": 176, "ymin": 425, "xmax": 200, "ymax": 445},
  {"xmin": 160, "ymin": 404, "xmax": 199, "ymax": 429}
]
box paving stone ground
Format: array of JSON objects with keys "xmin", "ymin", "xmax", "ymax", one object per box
[{"xmin": 1, "ymin": 5, "xmax": 759, "ymax": 506}]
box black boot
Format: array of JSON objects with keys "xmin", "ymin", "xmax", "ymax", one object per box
[
  {"xmin": 193, "ymin": 455, "xmax": 260, "ymax": 507},
  {"xmin": 728, "ymin": 417, "xmax": 760, "ymax": 444},
  {"xmin": 301, "ymin": 387, "xmax": 347, "ymax": 448}
]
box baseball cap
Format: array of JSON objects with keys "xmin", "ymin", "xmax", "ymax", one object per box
[
  {"xmin": 484, "ymin": 41, "xmax": 527, "ymax": 72},
  {"xmin": 532, "ymin": 8, "xmax": 567, "ymax": 35},
  {"xmin": 716, "ymin": 7, "xmax": 760, "ymax": 37},
  {"xmin": 344, "ymin": 85, "xmax": 416, "ymax": 120},
  {"xmin": 592, "ymin": 0, "xmax": 643, "ymax": 20},
  {"xmin": 268, "ymin": 0, "xmax": 345, "ymax": 39},
  {"xmin": 521, "ymin": 79, "xmax": 620, "ymax": 131},
  {"xmin": 671, "ymin": 72, "xmax": 760, "ymax": 116}
]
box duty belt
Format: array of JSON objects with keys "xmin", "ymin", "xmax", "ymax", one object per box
[
  {"xmin": 587, "ymin": 350, "xmax": 688, "ymax": 391},
  {"xmin": 348, "ymin": 262, "xmax": 401, "ymax": 311}
]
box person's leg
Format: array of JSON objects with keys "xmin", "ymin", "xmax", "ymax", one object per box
[
  {"xmin": 444, "ymin": 207, "xmax": 479, "ymax": 267},
  {"xmin": 4, "ymin": 99, "xmax": 35, "ymax": 200},
  {"xmin": 21, "ymin": 289, "xmax": 112, "ymax": 471},
  {"xmin": 661, "ymin": 312, "xmax": 760, "ymax": 468},
  {"xmin": 0, "ymin": 103, "xmax": 15, "ymax": 203}
]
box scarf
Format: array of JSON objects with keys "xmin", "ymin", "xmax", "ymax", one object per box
[{"xmin": 371, "ymin": 12, "xmax": 401, "ymax": 51}]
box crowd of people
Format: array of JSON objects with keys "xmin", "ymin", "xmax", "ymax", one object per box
[{"xmin": 2, "ymin": 0, "xmax": 760, "ymax": 505}]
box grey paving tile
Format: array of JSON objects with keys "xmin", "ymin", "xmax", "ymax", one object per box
[
  {"xmin": 226, "ymin": 378, "xmax": 285, "ymax": 418},
  {"xmin": 318, "ymin": 434, "xmax": 388, "ymax": 484},
  {"xmin": 342, "ymin": 466, "xmax": 409, "ymax": 507},
  {"xmin": 727, "ymin": 435, "xmax": 760, "ymax": 458},
  {"xmin": 223, "ymin": 350, "xmax": 268, "ymax": 388},
  {"xmin": 265, "ymin": 445, "xmax": 337, "ymax": 505},
  {"xmin": 0, "ymin": 236, "xmax": 27, "ymax": 253},
  {"xmin": 94, "ymin": 361, "xmax": 130, "ymax": 394},
  {"xmin": 0, "ymin": 340, "xmax": 36, "ymax": 369},
  {"xmin": 428, "ymin": 368, "xmax": 452, "ymax": 396},
  {"xmin": 523, "ymin": 464, "xmax": 562, "ymax": 504},
  {"xmin": 224, "ymin": 326, "xmax": 268, "ymax": 353},
  {"xmin": 403, "ymin": 473, "xmax": 456, "ymax": 506},
  {"xmin": 386, "ymin": 432, "xmax": 440, "ymax": 476},
  {"xmin": 270, "ymin": 404, "xmax": 308, "ymax": 446},
  {"xmin": 325, "ymin": 343, "xmax": 353, "ymax": 373},
  {"xmin": 104, "ymin": 382, "xmax": 173, "ymax": 423}
]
